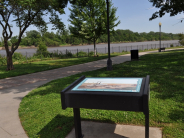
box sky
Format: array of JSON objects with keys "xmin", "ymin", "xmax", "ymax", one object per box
[{"xmin": 0, "ymin": 0, "xmax": 184, "ymax": 38}]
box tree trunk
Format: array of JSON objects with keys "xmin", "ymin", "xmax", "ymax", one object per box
[
  {"xmin": 6, "ymin": 51, "xmax": 14, "ymax": 70},
  {"xmin": 94, "ymin": 39, "xmax": 96, "ymax": 56}
]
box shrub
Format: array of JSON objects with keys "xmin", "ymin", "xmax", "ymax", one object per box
[
  {"xmin": 89, "ymin": 51, "xmax": 94, "ymax": 56},
  {"xmin": 35, "ymin": 41, "xmax": 49, "ymax": 57},
  {"xmin": 37, "ymin": 41, "xmax": 47, "ymax": 52},
  {"xmin": 178, "ymin": 34, "xmax": 184, "ymax": 46},
  {"xmin": 66, "ymin": 51, "xmax": 73, "ymax": 57},
  {"xmin": 179, "ymin": 39, "xmax": 184, "ymax": 46},
  {"xmin": 170, "ymin": 44, "xmax": 173, "ymax": 47},
  {"xmin": 78, "ymin": 51, "xmax": 87, "ymax": 57},
  {"xmin": 13, "ymin": 52, "xmax": 24, "ymax": 60},
  {"xmin": 0, "ymin": 55, "xmax": 6, "ymax": 65},
  {"xmin": 58, "ymin": 52, "xmax": 65, "ymax": 58}
]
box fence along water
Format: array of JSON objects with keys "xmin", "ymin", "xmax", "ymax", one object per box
[
  {"xmin": 0, "ymin": 42, "xmax": 181, "ymax": 66},
  {"xmin": 55, "ymin": 42, "xmax": 180, "ymax": 56}
]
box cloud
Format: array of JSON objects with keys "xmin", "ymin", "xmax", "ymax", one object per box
[{"xmin": 146, "ymin": 7, "xmax": 155, "ymax": 10}]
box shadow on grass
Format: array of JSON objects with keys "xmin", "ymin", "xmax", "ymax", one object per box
[
  {"xmin": 168, "ymin": 107, "xmax": 184, "ymax": 123},
  {"xmin": 0, "ymin": 56, "xmax": 108, "ymax": 79}
]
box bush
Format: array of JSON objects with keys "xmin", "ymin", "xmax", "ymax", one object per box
[
  {"xmin": 58, "ymin": 52, "xmax": 65, "ymax": 58},
  {"xmin": 34, "ymin": 41, "xmax": 49, "ymax": 58},
  {"xmin": 37, "ymin": 41, "xmax": 47, "ymax": 52},
  {"xmin": 78, "ymin": 51, "xmax": 87, "ymax": 57},
  {"xmin": 66, "ymin": 51, "xmax": 73, "ymax": 57},
  {"xmin": 8, "ymin": 40, "xmax": 12, "ymax": 46},
  {"xmin": 0, "ymin": 55, "xmax": 6, "ymax": 65},
  {"xmin": 170, "ymin": 44, "xmax": 173, "ymax": 47},
  {"xmin": 89, "ymin": 51, "xmax": 94, "ymax": 56},
  {"xmin": 179, "ymin": 39, "xmax": 184, "ymax": 46},
  {"xmin": 13, "ymin": 52, "xmax": 24, "ymax": 60},
  {"xmin": 178, "ymin": 34, "xmax": 184, "ymax": 46}
]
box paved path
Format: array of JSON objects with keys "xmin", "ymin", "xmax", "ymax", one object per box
[{"xmin": 0, "ymin": 48, "xmax": 183, "ymax": 138}]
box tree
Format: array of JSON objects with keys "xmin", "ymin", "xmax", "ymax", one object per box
[
  {"xmin": 0, "ymin": 0, "xmax": 78, "ymax": 70},
  {"xmin": 25, "ymin": 30, "xmax": 41, "ymax": 46},
  {"xmin": 68, "ymin": 0, "xmax": 120, "ymax": 56},
  {"xmin": 149, "ymin": 0, "xmax": 184, "ymax": 20},
  {"xmin": 178, "ymin": 33, "xmax": 184, "ymax": 46},
  {"xmin": 10, "ymin": 35, "xmax": 18, "ymax": 44}
]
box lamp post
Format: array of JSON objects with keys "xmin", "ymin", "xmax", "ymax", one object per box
[
  {"xmin": 106, "ymin": 0, "xmax": 112, "ymax": 70},
  {"xmin": 159, "ymin": 22, "xmax": 162, "ymax": 52}
]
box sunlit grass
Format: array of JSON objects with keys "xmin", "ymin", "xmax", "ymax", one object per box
[
  {"xmin": 0, "ymin": 46, "xmax": 183, "ymax": 79},
  {"xmin": 19, "ymin": 49, "xmax": 184, "ymax": 138},
  {"xmin": 0, "ymin": 52, "xmax": 128, "ymax": 79}
]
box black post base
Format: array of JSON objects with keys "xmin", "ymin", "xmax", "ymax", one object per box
[
  {"xmin": 73, "ymin": 108, "xmax": 84, "ymax": 138},
  {"xmin": 107, "ymin": 58, "xmax": 112, "ymax": 71},
  {"xmin": 144, "ymin": 111, "xmax": 149, "ymax": 138}
]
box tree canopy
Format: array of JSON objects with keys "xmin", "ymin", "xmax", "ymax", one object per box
[
  {"xmin": 149, "ymin": 0, "xmax": 184, "ymax": 20},
  {"xmin": 0, "ymin": 0, "xmax": 79, "ymax": 70},
  {"xmin": 68, "ymin": 0, "xmax": 120, "ymax": 56}
]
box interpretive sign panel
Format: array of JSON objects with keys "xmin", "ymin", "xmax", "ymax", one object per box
[
  {"xmin": 61, "ymin": 75, "xmax": 150, "ymax": 138},
  {"xmin": 72, "ymin": 78, "xmax": 142, "ymax": 92}
]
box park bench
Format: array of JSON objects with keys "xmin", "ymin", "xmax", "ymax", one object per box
[{"xmin": 158, "ymin": 47, "xmax": 165, "ymax": 52}]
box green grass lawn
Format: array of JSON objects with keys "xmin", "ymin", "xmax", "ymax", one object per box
[
  {"xmin": 0, "ymin": 46, "xmax": 183, "ymax": 79},
  {"xmin": 19, "ymin": 49, "xmax": 184, "ymax": 138},
  {"xmin": 0, "ymin": 52, "xmax": 129, "ymax": 79}
]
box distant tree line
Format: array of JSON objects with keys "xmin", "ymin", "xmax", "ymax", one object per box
[{"xmin": 0, "ymin": 29, "xmax": 179, "ymax": 47}]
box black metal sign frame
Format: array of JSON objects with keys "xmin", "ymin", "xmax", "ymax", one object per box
[{"xmin": 61, "ymin": 75, "xmax": 150, "ymax": 138}]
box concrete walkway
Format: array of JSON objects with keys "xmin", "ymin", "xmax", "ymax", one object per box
[{"xmin": 0, "ymin": 48, "xmax": 183, "ymax": 138}]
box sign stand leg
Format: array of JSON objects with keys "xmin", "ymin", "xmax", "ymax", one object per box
[
  {"xmin": 73, "ymin": 108, "xmax": 84, "ymax": 138},
  {"xmin": 144, "ymin": 110, "xmax": 149, "ymax": 138}
]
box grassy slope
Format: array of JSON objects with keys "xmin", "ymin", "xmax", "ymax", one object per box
[{"xmin": 19, "ymin": 49, "xmax": 184, "ymax": 138}]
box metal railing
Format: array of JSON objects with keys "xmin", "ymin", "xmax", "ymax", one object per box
[
  {"xmin": 0, "ymin": 42, "xmax": 182, "ymax": 66},
  {"xmin": 54, "ymin": 42, "xmax": 180, "ymax": 56}
]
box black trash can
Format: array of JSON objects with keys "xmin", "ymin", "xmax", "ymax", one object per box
[{"xmin": 130, "ymin": 49, "xmax": 139, "ymax": 60}]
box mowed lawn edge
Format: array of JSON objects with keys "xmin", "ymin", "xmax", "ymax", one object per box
[
  {"xmin": 0, "ymin": 46, "xmax": 183, "ymax": 79},
  {"xmin": 0, "ymin": 52, "xmax": 128, "ymax": 79},
  {"xmin": 19, "ymin": 49, "xmax": 184, "ymax": 138}
]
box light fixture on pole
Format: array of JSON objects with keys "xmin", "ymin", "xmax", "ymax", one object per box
[
  {"xmin": 159, "ymin": 22, "xmax": 162, "ymax": 52},
  {"xmin": 106, "ymin": 0, "xmax": 112, "ymax": 70}
]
